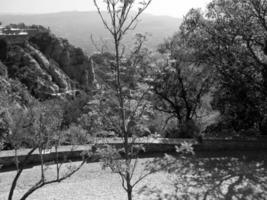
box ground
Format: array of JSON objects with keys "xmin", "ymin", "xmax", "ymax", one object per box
[
  {"xmin": 0, "ymin": 159, "xmax": 169, "ymax": 200},
  {"xmin": 1, "ymin": 154, "xmax": 267, "ymax": 200}
]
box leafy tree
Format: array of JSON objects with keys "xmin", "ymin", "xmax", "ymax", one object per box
[
  {"xmin": 61, "ymin": 91, "xmax": 92, "ymax": 129},
  {"xmin": 2, "ymin": 99, "xmax": 90, "ymax": 200},
  {"xmin": 178, "ymin": 0, "xmax": 267, "ymax": 135},
  {"xmin": 0, "ymin": 80, "xmax": 91, "ymax": 200},
  {"xmin": 0, "ymin": 77, "xmax": 34, "ymax": 150},
  {"xmin": 151, "ymin": 34, "xmax": 211, "ymax": 138}
]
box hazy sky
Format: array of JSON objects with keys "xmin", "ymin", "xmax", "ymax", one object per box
[{"xmin": 0, "ymin": 0, "xmax": 210, "ymax": 17}]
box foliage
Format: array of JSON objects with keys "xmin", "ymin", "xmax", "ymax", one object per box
[
  {"xmin": 178, "ymin": 0, "xmax": 267, "ymax": 135},
  {"xmin": 62, "ymin": 124, "xmax": 88, "ymax": 145},
  {"xmin": 61, "ymin": 91, "xmax": 92, "ymax": 129},
  {"xmin": 0, "ymin": 77, "xmax": 92, "ymax": 200},
  {"xmin": 3, "ymin": 99, "xmax": 91, "ymax": 200},
  {"xmin": 93, "ymin": 1, "xmax": 154, "ymax": 199},
  {"xmin": 1, "ymin": 98, "xmax": 64, "ymax": 149},
  {"xmin": 0, "ymin": 77, "xmax": 35, "ymax": 149},
  {"xmin": 88, "ymin": 34, "xmax": 154, "ymax": 138},
  {"xmin": 151, "ymin": 34, "xmax": 211, "ymax": 138}
]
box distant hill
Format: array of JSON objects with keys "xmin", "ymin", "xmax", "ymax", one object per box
[{"xmin": 0, "ymin": 11, "xmax": 181, "ymax": 55}]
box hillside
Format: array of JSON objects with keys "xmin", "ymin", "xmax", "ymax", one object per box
[
  {"xmin": 0, "ymin": 26, "xmax": 96, "ymax": 99},
  {"xmin": 0, "ymin": 11, "xmax": 181, "ymax": 55}
]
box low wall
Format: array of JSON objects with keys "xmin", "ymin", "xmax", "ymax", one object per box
[
  {"xmin": 195, "ymin": 137, "xmax": 267, "ymax": 151},
  {"xmin": 0, "ymin": 146, "xmax": 90, "ymax": 170},
  {"xmin": 0, "ymin": 138, "xmax": 193, "ymax": 169},
  {"xmin": 1, "ymin": 138, "xmax": 267, "ymax": 170}
]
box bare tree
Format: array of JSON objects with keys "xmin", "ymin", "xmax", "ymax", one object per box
[{"xmin": 93, "ymin": 0, "xmax": 152, "ymax": 199}]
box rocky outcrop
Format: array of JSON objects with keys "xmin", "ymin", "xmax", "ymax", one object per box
[
  {"xmin": 6, "ymin": 45, "xmax": 60, "ymax": 98},
  {"xmin": 49, "ymin": 60, "xmax": 72, "ymax": 91},
  {"xmin": 0, "ymin": 25, "xmax": 98, "ymax": 99},
  {"xmin": 25, "ymin": 43, "xmax": 71, "ymax": 92},
  {"xmin": 0, "ymin": 76, "xmax": 34, "ymax": 106},
  {"xmin": 29, "ymin": 32, "xmax": 96, "ymax": 89}
]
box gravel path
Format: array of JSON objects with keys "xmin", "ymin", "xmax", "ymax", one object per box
[{"xmin": 0, "ymin": 159, "xmax": 170, "ymax": 200}]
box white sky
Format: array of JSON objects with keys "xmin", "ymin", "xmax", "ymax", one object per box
[{"xmin": 0, "ymin": 0, "xmax": 210, "ymax": 17}]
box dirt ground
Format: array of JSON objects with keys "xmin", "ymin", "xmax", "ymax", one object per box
[{"xmin": 0, "ymin": 159, "xmax": 170, "ymax": 200}]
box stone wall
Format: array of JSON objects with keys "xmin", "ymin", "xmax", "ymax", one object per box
[
  {"xmin": 1, "ymin": 138, "xmax": 267, "ymax": 170},
  {"xmin": 195, "ymin": 137, "xmax": 267, "ymax": 151}
]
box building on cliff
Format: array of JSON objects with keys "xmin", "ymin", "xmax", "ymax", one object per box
[
  {"xmin": 0, "ymin": 27, "xmax": 29, "ymax": 45},
  {"xmin": 0, "ymin": 26, "xmax": 48, "ymax": 45}
]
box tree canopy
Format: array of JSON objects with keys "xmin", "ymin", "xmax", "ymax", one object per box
[{"xmin": 176, "ymin": 0, "xmax": 267, "ymax": 135}]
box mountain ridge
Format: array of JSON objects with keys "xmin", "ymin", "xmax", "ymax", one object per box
[{"xmin": 0, "ymin": 11, "xmax": 181, "ymax": 55}]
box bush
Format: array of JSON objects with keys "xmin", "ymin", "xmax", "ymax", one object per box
[
  {"xmin": 63, "ymin": 125, "xmax": 88, "ymax": 145},
  {"xmin": 165, "ymin": 120, "xmax": 200, "ymax": 139}
]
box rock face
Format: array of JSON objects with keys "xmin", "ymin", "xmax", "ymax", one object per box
[
  {"xmin": 29, "ymin": 31, "xmax": 96, "ymax": 89},
  {"xmin": 25, "ymin": 43, "xmax": 71, "ymax": 92},
  {"xmin": 0, "ymin": 76, "xmax": 34, "ymax": 106},
  {"xmin": 0, "ymin": 27, "xmax": 97, "ymax": 99},
  {"xmin": 6, "ymin": 45, "xmax": 60, "ymax": 98}
]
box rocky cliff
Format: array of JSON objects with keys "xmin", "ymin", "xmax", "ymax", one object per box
[
  {"xmin": 29, "ymin": 31, "xmax": 96, "ymax": 89},
  {"xmin": 0, "ymin": 26, "xmax": 96, "ymax": 99}
]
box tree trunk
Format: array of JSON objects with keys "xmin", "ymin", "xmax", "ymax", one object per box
[
  {"xmin": 126, "ymin": 174, "xmax": 132, "ymax": 200},
  {"xmin": 8, "ymin": 168, "xmax": 23, "ymax": 200},
  {"xmin": 39, "ymin": 147, "xmax": 45, "ymax": 181},
  {"xmin": 127, "ymin": 188, "xmax": 132, "ymax": 200},
  {"xmin": 177, "ymin": 118, "xmax": 183, "ymax": 138},
  {"xmin": 114, "ymin": 35, "xmax": 129, "ymax": 163},
  {"xmin": 8, "ymin": 147, "xmax": 37, "ymax": 200}
]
